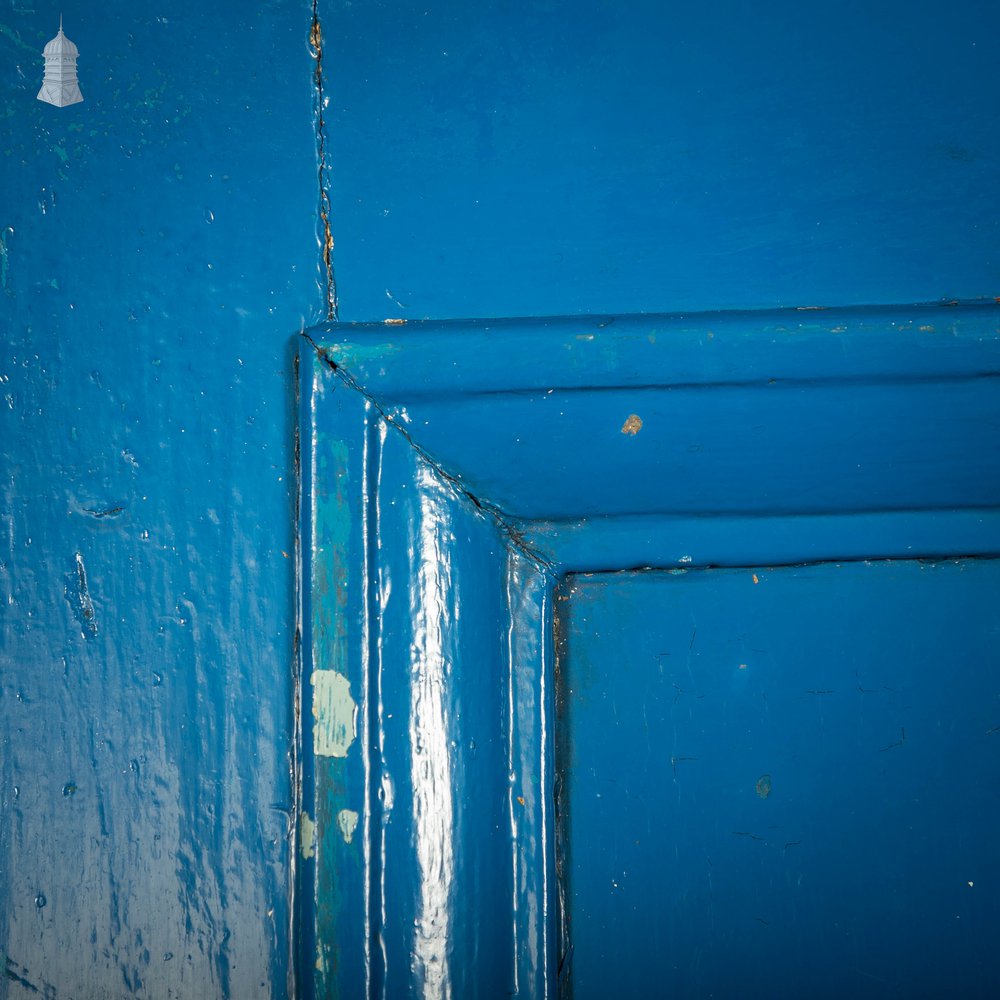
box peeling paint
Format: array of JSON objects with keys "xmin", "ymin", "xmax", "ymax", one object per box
[
  {"xmin": 300, "ymin": 811, "xmax": 316, "ymax": 860},
  {"xmin": 311, "ymin": 669, "xmax": 356, "ymax": 757},
  {"xmin": 621, "ymin": 413, "xmax": 643, "ymax": 435},
  {"xmin": 337, "ymin": 808, "xmax": 359, "ymax": 844}
]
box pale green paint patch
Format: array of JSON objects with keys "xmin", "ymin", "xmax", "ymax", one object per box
[
  {"xmin": 312, "ymin": 669, "xmax": 356, "ymax": 758},
  {"xmin": 327, "ymin": 341, "xmax": 401, "ymax": 367},
  {"xmin": 337, "ymin": 808, "xmax": 359, "ymax": 845},
  {"xmin": 0, "ymin": 24, "xmax": 37, "ymax": 55},
  {"xmin": 300, "ymin": 811, "xmax": 316, "ymax": 860}
]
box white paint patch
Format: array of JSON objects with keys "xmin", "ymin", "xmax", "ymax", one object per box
[
  {"xmin": 337, "ymin": 808, "xmax": 359, "ymax": 845},
  {"xmin": 312, "ymin": 669, "xmax": 357, "ymax": 758},
  {"xmin": 300, "ymin": 811, "xmax": 316, "ymax": 860}
]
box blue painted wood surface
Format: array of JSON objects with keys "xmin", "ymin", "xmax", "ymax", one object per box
[
  {"xmin": 327, "ymin": 0, "xmax": 1000, "ymax": 321},
  {"xmin": 300, "ymin": 350, "xmax": 558, "ymax": 998},
  {"xmin": 5, "ymin": 0, "xmax": 1000, "ymax": 995},
  {"xmin": 306, "ymin": 297, "xmax": 1000, "ymax": 996},
  {"xmin": 2, "ymin": 4, "xmax": 319, "ymax": 995},
  {"xmin": 558, "ymin": 561, "xmax": 1000, "ymax": 998}
]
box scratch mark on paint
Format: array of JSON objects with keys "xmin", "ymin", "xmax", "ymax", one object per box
[
  {"xmin": 66, "ymin": 552, "xmax": 97, "ymax": 637},
  {"xmin": 300, "ymin": 811, "xmax": 316, "ymax": 859},
  {"xmin": 311, "ymin": 669, "xmax": 356, "ymax": 757},
  {"xmin": 879, "ymin": 727, "xmax": 906, "ymax": 752},
  {"xmin": 621, "ymin": 413, "xmax": 643, "ymax": 435},
  {"xmin": 337, "ymin": 808, "xmax": 359, "ymax": 844},
  {"xmin": 5, "ymin": 956, "xmax": 41, "ymax": 992},
  {"xmin": 83, "ymin": 505, "xmax": 125, "ymax": 519}
]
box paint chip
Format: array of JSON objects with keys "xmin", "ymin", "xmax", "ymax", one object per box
[
  {"xmin": 300, "ymin": 811, "xmax": 316, "ymax": 860},
  {"xmin": 621, "ymin": 413, "xmax": 643, "ymax": 435},
  {"xmin": 337, "ymin": 808, "xmax": 359, "ymax": 844},
  {"xmin": 312, "ymin": 669, "xmax": 357, "ymax": 758}
]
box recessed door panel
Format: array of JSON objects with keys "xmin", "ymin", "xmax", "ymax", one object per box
[{"xmin": 558, "ymin": 559, "xmax": 1000, "ymax": 998}]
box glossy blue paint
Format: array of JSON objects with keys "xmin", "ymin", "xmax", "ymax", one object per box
[
  {"xmin": 300, "ymin": 350, "xmax": 557, "ymax": 997},
  {"xmin": 326, "ymin": 1, "xmax": 1000, "ymax": 321},
  {"xmin": 7, "ymin": 0, "xmax": 1000, "ymax": 994},
  {"xmin": 306, "ymin": 295, "xmax": 1000, "ymax": 996},
  {"xmin": 558, "ymin": 561, "xmax": 1000, "ymax": 997},
  {"xmin": 2, "ymin": 3, "xmax": 319, "ymax": 996},
  {"xmin": 315, "ymin": 302, "xmax": 1000, "ymax": 534}
]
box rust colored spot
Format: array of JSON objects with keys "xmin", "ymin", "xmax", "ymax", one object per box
[
  {"xmin": 755, "ymin": 774, "xmax": 772, "ymax": 799},
  {"xmin": 621, "ymin": 414, "xmax": 643, "ymax": 435},
  {"xmin": 752, "ymin": 573, "xmax": 759, "ymax": 584},
  {"xmin": 517, "ymin": 796, "xmax": 525, "ymax": 806},
  {"xmin": 384, "ymin": 317, "xmax": 406, "ymax": 326}
]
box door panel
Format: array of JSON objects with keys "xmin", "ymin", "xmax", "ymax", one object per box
[
  {"xmin": 558, "ymin": 560, "xmax": 1000, "ymax": 998},
  {"xmin": 304, "ymin": 305, "xmax": 1000, "ymax": 998}
]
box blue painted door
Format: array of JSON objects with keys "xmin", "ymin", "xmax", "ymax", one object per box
[
  {"xmin": 299, "ymin": 0, "xmax": 1000, "ymax": 994},
  {"xmin": 5, "ymin": 1, "xmax": 1000, "ymax": 997}
]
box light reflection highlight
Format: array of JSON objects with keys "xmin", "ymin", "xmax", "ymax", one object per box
[{"xmin": 409, "ymin": 467, "xmax": 455, "ymax": 998}]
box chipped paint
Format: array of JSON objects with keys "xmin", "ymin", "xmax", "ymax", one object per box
[
  {"xmin": 336, "ymin": 808, "xmax": 359, "ymax": 844},
  {"xmin": 621, "ymin": 413, "xmax": 643, "ymax": 435},
  {"xmin": 300, "ymin": 811, "xmax": 316, "ymax": 860},
  {"xmin": 311, "ymin": 669, "xmax": 357, "ymax": 758}
]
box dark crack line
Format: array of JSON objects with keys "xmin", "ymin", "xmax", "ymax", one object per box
[
  {"xmin": 302, "ymin": 333, "xmax": 553, "ymax": 572},
  {"xmin": 311, "ymin": 2, "xmax": 337, "ymax": 321}
]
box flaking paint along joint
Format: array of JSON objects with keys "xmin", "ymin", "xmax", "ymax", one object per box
[
  {"xmin": 311, "ymin": 669, "xmax": 357, "ymax": 758},
  {"xmin": 300, "ymin": 811, "xmax": 316, "ymax": 860}
]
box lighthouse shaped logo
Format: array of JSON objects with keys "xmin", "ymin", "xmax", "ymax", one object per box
[{"xmin": 37, "ymin": 16, "xmax": 83, "ymax": 108}]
